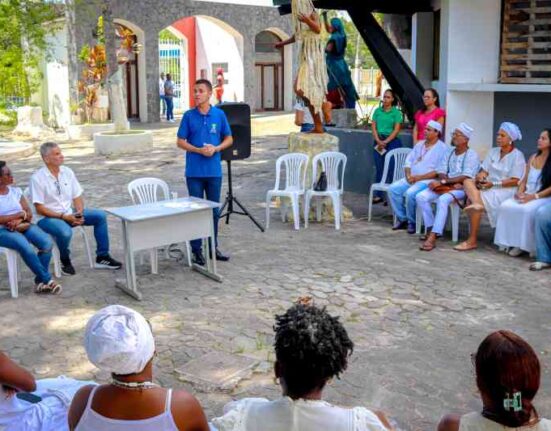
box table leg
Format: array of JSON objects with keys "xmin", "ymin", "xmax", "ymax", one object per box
[
  {"xmin": 115, "ymin": 220, "xmax": 143, "ymax": 300},
  {"xmin": 191, "ymin": 218, "xmax": 221, "ymax": 282}
]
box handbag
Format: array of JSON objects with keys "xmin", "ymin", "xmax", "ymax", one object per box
[
  {"xmin": 432, "ymin": 182, "xmax": 466, "ymax": 209},
  {"xmin": 314, "ymin": 171, "xmax": 328, "ymax": 191},
  {"xmin": 15, "ymin": 222, "xmax": 31, "ymax": 233}
]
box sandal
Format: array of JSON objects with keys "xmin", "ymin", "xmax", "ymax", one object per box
[
  {"xmin": 420, "ymin": 234, "xmax": 437, "ymax": 251},
  {"xmin": 372, "ymin": 197, "xmax": 383, "ymax": 204},
  {"xmin": 35, "ymin": 280, "xmax": 62, "ymax": 295},
  {"xmin": 454, "ymin": 241, "xmax": 478, "ymax": 252},
  {"xmin": 530, "ymin": 262, "xmax": 551, "ymax": 271}
]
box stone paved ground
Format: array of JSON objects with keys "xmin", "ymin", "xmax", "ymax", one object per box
[{"xmin": 2, "ymin": 123, "xmax": 551, "ymax": 430}]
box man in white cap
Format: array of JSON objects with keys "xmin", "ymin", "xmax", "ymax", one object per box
[
  {"xmin": 68, "ymin": 305, "xmax": 209, "ymax": 430},
  {"xmin": 455, "ymin": 121, "xmax": 525, "ymax": 251},
  {"xmin": 416, "ymin": 122, "xmax": 480, "ymax": 251},
  {"xmin": 388, "ymin": 119, "xmax": 448, "ymax": 233}
]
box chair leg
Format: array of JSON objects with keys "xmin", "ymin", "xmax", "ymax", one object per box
[
  {"xmin": 265, "ymin": 195, "xmax": 271, "ymax": 230},
  {"xmin": 368, "ymin": 187, "xmax": 374, "ymax": 222},
  {"xmin": 52, "ymin": 245, "xmax": 62, "ymax": 278},
  {"xmin": 331, "ymin": 194, "xmax": 341, "ymax": 230},
  {"xmin": 416, "ymin": 206, "xmax": 422, "ymax": 235},
  {"xmin": 451, "ymin": 205, "xmax": 460, "ymax": 243},
  {"xmin": 291, "ymin": 195, "xmax": 300, "ymax": 230},
  {"xmin": 304, "ymin": 193, "xmax": 311, "ymax": 228},
  {"xmin": 280, "ymin": 199, "xmax": 288, "ymax": 223},
  {"xmin": 6, "ymin": 252, "xmax": 18, "ymax": 298},
  {"xmin": 80, "ymin": 228, "xmax": 94, "ymax": 269}
]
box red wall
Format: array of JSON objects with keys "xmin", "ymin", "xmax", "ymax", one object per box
[{"xmin": 171, "ymin": 17, "xmax": 197, "ymax": 108}]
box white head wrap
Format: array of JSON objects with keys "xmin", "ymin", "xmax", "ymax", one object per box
[
  {"xmin": 454, "ymin": 122, "xmax": 474, "ymax": 139},
  {"xmin": 499, "ymin": 122, "xmax": 522, "ymax": 141},
  {"xmin": 84, "ymin": 305, "xmax": 155, "ymax": 375},
  {"xmin": 427, "ymin": 120, "xmax": 443, "ymax": 133}
]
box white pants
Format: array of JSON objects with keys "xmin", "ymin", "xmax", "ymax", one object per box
[{"xmin": 416, "ymin": 189, "xmax": 466, "ymax": 235}]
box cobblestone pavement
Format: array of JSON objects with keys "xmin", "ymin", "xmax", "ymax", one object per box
[{"xmin": 2, "ymin": 124, "xmax": 551, "ymax": 430}]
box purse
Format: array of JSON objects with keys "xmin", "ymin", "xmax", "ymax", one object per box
[
  {"xmin": 314, "ymin": 172, "xmax": 328, "ymax": 191},
  {"xmin": 15, "ymin": 222, "xmax": 31, "ymax": 233},
  {"xmin": 432, "ymin": 182, "xmax": 466, "ymax": 209}
]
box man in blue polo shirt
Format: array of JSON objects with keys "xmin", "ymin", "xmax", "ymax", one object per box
[{"xmin": 177, "ymin": 79, "xmax": 233, "ymax": 266}]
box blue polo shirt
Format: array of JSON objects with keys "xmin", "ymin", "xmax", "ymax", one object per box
[{"xmin": 177, "ymin": 106, "xmax": 232, "ymax": 178}]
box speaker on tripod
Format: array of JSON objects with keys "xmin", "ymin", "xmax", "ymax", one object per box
[{"xmin": 217, "ymin": 103, "xmax": 264, "ymax": 232}]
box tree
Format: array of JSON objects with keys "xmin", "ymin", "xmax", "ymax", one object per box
[{"xmin": 0, "ymin": 0, "xmax": 58, "ymax": 106}]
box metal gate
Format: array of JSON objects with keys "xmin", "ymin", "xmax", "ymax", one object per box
[{"xmin": 159, "ymin": 38, "xmax": 187, "ymax": 113}]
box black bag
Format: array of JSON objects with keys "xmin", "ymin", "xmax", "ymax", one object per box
[{"xmin": 314, "ymin": 171, "xmax": 328, "ymax": 191}]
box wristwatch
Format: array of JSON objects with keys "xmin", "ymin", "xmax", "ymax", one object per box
[
  {"xmin": 441, "ymin": 179, "xmax": 447, "ymax": 184},
  {"xmin": 535, "ymin": 193, "xmax": 540, "ymax": 200}
]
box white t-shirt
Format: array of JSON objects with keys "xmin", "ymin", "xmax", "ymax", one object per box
[
  {"xmin": 0, "ymin": 187, "xmax": 23, "ymax": 217},
  {"xmin": 159, "ymin": 78, "xmax": 165, "ymax": 96},
  {"xmin": 294, "ymin": 102, "xmax": 314, "ymax": 125},
  {"xmin": 405, "ymin": 140, "xmax": 448, "ymax": 177},
  {"xmin": 30, "ymin": 166, "xmax": 83, "ymax": 216},
  {"xmin": 211, "ymin": 397, "xmax": 388, "ymax": 431}
]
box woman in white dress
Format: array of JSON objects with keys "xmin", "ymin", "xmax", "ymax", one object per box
[
  {"xmin": 494, "ymin": 128, "xmax": 551, "ymax": 256},
  {"xmin": 211, "ymin": 299, "xmax": 392, "ymax": 431},
  {"xmin": 438, "ymin": 330, "xmax": 551, "ymax": 431},
  {"xmin": 454, "ymin": 122, "xmax": 525, "ymax": 251}
]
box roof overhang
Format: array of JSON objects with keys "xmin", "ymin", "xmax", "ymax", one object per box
[{"xmin": 274, "ymin": 0, "xmax": 433, "ymax": 15}]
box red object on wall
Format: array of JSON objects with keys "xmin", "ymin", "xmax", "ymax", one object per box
[{"xmin": 171, "ymin": 17, "xmax": 197, "ymax": 108}]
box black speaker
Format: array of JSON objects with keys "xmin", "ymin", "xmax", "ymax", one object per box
[{"xmin": 217, "ymin": 103, "xmax": 251, "ymax": 161}]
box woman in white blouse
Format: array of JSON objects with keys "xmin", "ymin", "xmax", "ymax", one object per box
[
  {"xmin": 454, "ymin": 122, "xmax": 525, "ymax": 251},
  {"xmin": 494, "ymin": 128, "xmax": 551, "ymax": 256},
  {"xmin": 211, "ymin": 300, "xmax": 392, "ymax": 431}
]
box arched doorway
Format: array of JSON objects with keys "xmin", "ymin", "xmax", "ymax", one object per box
[{"xmin": 255, "ymin": 30, "xmax": 284, "ymax": 111}]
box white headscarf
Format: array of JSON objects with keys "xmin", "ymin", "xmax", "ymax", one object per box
[
  {"xmin": 84, "ymin": 305, "xmax": 155, "ymax": 375},
  {"xmin": 427, "ymin": 120, "xmax": 443, "ymax": 133},
  {"xmin": 499, "ymin": 122, "xmax": 522, "ymax": 142},
  {"xmin": 455, "ymin": 122, "xmax": 474, "ymax": 139}
]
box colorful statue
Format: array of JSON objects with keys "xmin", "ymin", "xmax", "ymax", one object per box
[
  {"xmin": 277, "ymin": 0, "xmax": 328, "ymax": 133},
  {"xmin": 322, "ymin": 14, "xmax": 359, "ymax": 110}
]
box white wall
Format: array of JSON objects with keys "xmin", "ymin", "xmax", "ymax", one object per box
[
  {"xmin": 446, "ymin": 0, "xmax": 501, "ymax": 84},
  {"xmin": 37, "ymin": 21, "xmax": 71, "ymax": 128},
  {"xmin": 195, "ymin": 16, "xmax": 244, "ymax": 103},
  {"xmin": 446, "ymin": 91, "xmax": 494, "ymax": 157},
  {"xmin": 411, "ymin": 12, "xmax": 434, "ymax": 88}
]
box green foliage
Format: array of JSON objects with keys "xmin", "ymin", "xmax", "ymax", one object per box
[
  {"xmin": 324, "ymin": 11, "xmax": 379, "ymax": 69},
  {"xmin": 159, "ymin": 28, "xmax": 180, "ymax": 41},
  {"xmin": 0, "ymin": 0, "xmax": 58, "ymax": 105}
]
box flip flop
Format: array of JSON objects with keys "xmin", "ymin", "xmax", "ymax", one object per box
[
  {"xmin": 529, "ymin": 262, "xmax": 551, "ymax": 271},
  {"xmin": 454, "ymin": 241, "xmax": 478, "ymax": 251}
]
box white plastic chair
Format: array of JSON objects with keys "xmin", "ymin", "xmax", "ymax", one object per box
[
  {"xmin": 368, "ymin": 147, "xmax": 412, "ymax": 222},
  {"xmin": 415, "ymin": 202, "xmax": 461, "ymax": 242},
  {"xmin": 23, "ymin": 188, "xmax": 93, "ymax": 276},
  {"xmin": 304, "ymin": 151, "xmax": 347, "ymax": 230},
  {"xmin": 266, "ymin": 153, "xmax": 309, "ymax": 230},
  {"xmin": 1, "ymin": 247, "xmax": 20, "ymax": 298},
  {"xmin": 128, "ymin": 178, "xmax": 192, "ymax": 272}
]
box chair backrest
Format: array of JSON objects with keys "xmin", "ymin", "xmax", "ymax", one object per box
[
  {"xmin": 380, "ymin": 147, "xmax": 412, "ymax": 185},
  {"xmin": 311, "ymin": 151, "xmax": 347, "ymax": 192},
  {"xmin": 23, "ymin": 187, "xmax": 37, "ymax": 216},
  {"xmin": 128, "ymin": 178, "xmax": 170, "ymax": 204},
  {"xmin": 274, "ymin": 153, "xmax": 309, "ymax": 192}
]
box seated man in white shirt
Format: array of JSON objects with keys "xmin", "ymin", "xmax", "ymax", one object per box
[
  {"xmin": 30, "ymin": 142, "xmax": 121, "ymax": 275},
  {"xmin": 416, "ymin": 123, "xmax": 480, "ymax": 251},
  {"xmin": 388, "ymin": 120, "xmax": 448, "ymax": 234}
]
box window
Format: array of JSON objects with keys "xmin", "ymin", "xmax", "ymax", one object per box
[{"xmin": 432, "ymin": 9, "xmax": 441, "ymax": 81}]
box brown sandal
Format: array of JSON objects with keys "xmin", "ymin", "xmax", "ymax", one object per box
[{"xmin": 420, "ymin": 234, "xmax": 437, "ymax": 251}]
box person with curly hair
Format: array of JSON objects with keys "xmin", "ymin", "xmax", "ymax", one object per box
[
  {"xmin": 438, "ymin": 330, "xmax": 551, "ymax": 431},
  {"xmin": 211, "ymin": 300, "xmax": 392, "ymax": 430}
]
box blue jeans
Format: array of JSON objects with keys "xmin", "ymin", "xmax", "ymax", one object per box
[
  {"xmin": 373, "ymin": 136, "xmax": 402, "ymax": 199},
  {"xmin": 186, "ymin": 177, "xmax": 222, "ymax": 253},
  {"xmin": 165, "ymin": 97, "xmax": 174, "ymax": 120},
  {"xmin": 0, "ymin": 225, "xmax": 53, "ymax": 284},
  {"xmin": 535, "ymin": 202, "xmax": 551, "ymax": 263},
  {"xmin": 37, "ymin": 208, "xmax": 110, "ymax": 261},
  {"xmin": 388, "ymin": 178, "xmax": 430, "ymax": 224},
  {"xmin": 160, "ymin": 95, "xmax": 167, "ymax": 115}
]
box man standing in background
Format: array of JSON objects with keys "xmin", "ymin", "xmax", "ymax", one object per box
[
  {"xmin": 164, "ymin": 73, "xmax": 175, "ymax": 123},
  {"xmin": 159, "ymin": 72, "xmax": 166, "ymax": 118}
]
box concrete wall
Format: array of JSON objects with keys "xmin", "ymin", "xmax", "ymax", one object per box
[
  {"xmin": 411, "ymin": 12, "xmax": 434, "ymax": 88},
  {"xmin": 73, "ymin": 0, "xmax": 292, "ymax": 123},
  {"xmin": 493, "ymin": 93, "xmax": 551, "ymax": 157},
  {"xmin": 196, "ymin": 16, "xmax": 244, "ymax": 103}
]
